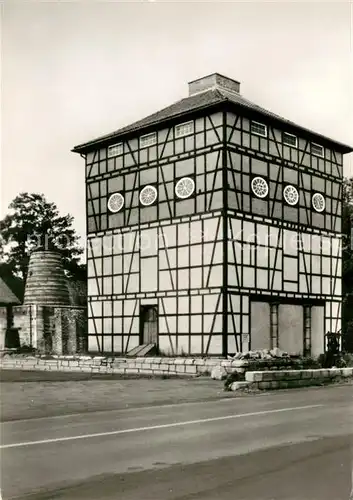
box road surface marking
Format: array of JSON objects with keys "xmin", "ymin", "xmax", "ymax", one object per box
[{"xmin": 0, "ymin": 404, "xmax": 323, "ymax": 449}]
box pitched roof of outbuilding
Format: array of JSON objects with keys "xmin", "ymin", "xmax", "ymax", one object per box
[
  {"xmin": 0, "ymin": 277, "xmax": 21, "ymax": 305},
  {"xmin": 73, "ymin": 86, "xmax": 353, "ymax": 154},
  {"xmin": 0, "ymin": 264, "xmax": 24, "ymax": 304}
]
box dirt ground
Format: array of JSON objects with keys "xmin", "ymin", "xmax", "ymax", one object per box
[{"xmin": 0, "ymin": 370, "xmax": 234, "ymax": 421}]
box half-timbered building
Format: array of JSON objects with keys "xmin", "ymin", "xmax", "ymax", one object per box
[{"xmin": 73, "ymin": 73, "xmax": 353, "ymax": 356}]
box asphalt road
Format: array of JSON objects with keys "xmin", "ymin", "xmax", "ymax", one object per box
[{"xmin": 1, "ymin": 385, "xmax": 353, "ymax": 500}]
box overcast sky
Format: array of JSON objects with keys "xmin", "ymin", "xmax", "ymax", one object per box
[{"xmin": 2, "ymin": 0, "xmax": 353, "ymax": 246}]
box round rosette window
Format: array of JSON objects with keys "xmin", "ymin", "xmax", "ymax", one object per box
[
  {"xmin": 139, "ymin": 185, "xmax": 157, "ymax": 206},
  {"xmin": 283, "ymin": 185, "xmax": 299, "ymax": 206},
  {"xmin": 251, "ymin": 177, "xmax": 269, "ymax": 198},
  {"xmin": 107, "ymin": 192, "xmax": 124, "ymax": 213},
  {"xmin": 312, "ymin": 192, "xmax": 325, "ymax": 213},
  {"xmin": 175, "ymin": 177, "xmax": 195, "ymax": 199}
]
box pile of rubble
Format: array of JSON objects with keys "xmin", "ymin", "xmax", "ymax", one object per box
[
  {"xmin": 211, "ymin": 348, "xmax": 291, "ymax": 380},
  {"xmin": 229, "ymin": 348, "xmax": 290, "ymax": 360}
]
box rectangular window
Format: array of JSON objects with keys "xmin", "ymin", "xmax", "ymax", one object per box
[
  {"xmin": 283, "ymin": 132, "xmax": 297, "ymax": 147},
  {"xmin": 311, "ymin": 143, "xmax": 324, "ymax": 157},
  {"xmin": 108, "ymin": 143, "xmax": 123, "ymax": 157},
  {"xmin": 175, "ymin": 121, "xmax": 194, "ymax": 138},
  {"xmin": 140, "ymin": 132, "xmax": 157, "ymax": 148},
  {"xmin": 251, "ymin": 121, "xmax": 267, "ymax": 137}
]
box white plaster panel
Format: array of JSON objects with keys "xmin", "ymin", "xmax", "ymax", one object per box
[
  {"xmin": 88, "ymin": 336, "xmax": 100, "ymax": 352},
  {"xmin": 177, "ymin": 336, "xmax": 189, "ymax": 355},
  {"xmin": 140, "ymin": 228, "xmax": 158, "ymax": 257},
  {"xmin": 191, "ymin": 315, "xmax": 202, "ymax": 333},
  {"xmin": 207, "ymin": 335, "xmax": 222, "ymax": 354},
  {"xmin": 141, "ymin": 257, "xmax": 157, "ymax": 292}
]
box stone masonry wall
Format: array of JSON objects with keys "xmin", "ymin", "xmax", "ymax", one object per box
[
  {"xmin": 1, "ymin": 356, "xmax": 352, "ymax": 391},
  {"xmin": 0, "ymin": 355, "xmax": 234, "ymax": 376},
  {"xmin": 229, "ymin": 367, "xmax": 353, "ymax": 391}
]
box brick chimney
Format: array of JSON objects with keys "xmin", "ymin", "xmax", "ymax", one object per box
[{"xmin": 188, "ymin": 73, "xmax": 240, "ymax": 97}]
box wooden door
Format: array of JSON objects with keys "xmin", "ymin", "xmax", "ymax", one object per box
[
  {"xmin": 278, "ymin": 304, "xmax": 304, "ymax": 355},
  {"xmin": 141, "ymin": 306, "xmax": 158, "ymax": 344},
  {"xmin": 250, "ymin": 301, "xmax": 271, "ymax": 350}
]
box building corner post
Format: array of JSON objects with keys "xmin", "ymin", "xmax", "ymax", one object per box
[{"xmin": 222, "ymin": 109, "xmax": 228, "ymax": 357}]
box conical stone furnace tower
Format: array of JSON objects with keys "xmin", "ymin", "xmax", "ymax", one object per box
[{"xmin": 24, "ymin": 250, "xmax": 70, "ymax": 305}]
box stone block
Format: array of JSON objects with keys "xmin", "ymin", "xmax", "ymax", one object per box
[
  {"xmin": 112, "ymin": 359, "xmax": 126, "ymax": 366},
  {"xmin": 301, "ymin": 370, "xmax": 313, "ymax": 379},
  {"xmin": 245, "ymin": 371, "xmax": 263, "ymax": 382},
  {"xmin": 298, "ymin": 379, "xmax": 313, "ymax": 387},
  {"xmin": 258, "ymin": 381, "xmax": 272, "ymax": 390},
  {"xmin": 231, "ymin": 360, "xmax": 249, "ymax": 368},
  {"xmin": 270, "ymin": 381, "xmax": 280, "ymax": 389},
  {"xmin": 288, "ymin": 380, "xmax": 304, "ymax": 388},
  {"xmin": 159, "ymin": 363, "xmax": 169, "ymax": 371},
  {"xmin": 341, "ymin": 368, "xmax": 353, "ymax": 378},
  {"xmin": 277, "ymin": 381, "xmax": 289, "ymax": 389},
  {"xmin": 185, "ymin": 365, "xmax": 197, "ymax": 375},
  {"xmin": 285, "ymin": 370, "xmax": 301, "ymax": 380},
  {"xmin": 176, "ymin": 365, "xmax": 186, "ymax": 373},
  {"xmin": 112, "ymin": 368, "xmax": 126, "ymax": 374},
  {"xmin": 81, "ymin": 360, "xmax": 93, "ymax": 367},
  {"xmin": 230, "ymin": 381, "xmax": 251, "ymax": 391},
  {"xmin": 125, "ymin": 368, "xmax": 139, "ymax": 374},
  {"xmin": 174, "ymin": 359, "xmax": 185, "ymax": 365},
  {"xmin": 184, "ymin": 359, "xmax": 195, "ymax": 365},
  {"xmin": 139, "ymin": 368, "xmax": 153, "ymax": 374},
  {"xmin": 194, "ymin": 359, "xmax": 206, "ymax": 366},
  {"xmin": 195, "ymin": 366, "xmax": 210, "ymax": 375},
  {"xmin": 262, "ymin": 371, "xmax": 276, "ymax": 381},
  {"xmin": 80, "ymin": 366, "xmax": 91, "ymax": 373},
  {"xmin": 211, "ymin": 366, "xmax": 227, "ymax": 380},
  {"xmin": 204, "ymin": 360, "xmax": 219, "ymax": 367}
]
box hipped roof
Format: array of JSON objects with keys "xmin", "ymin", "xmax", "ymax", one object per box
[{"xmin": 73, "ymin": 86, "xmax": 353, "ymax": 154}]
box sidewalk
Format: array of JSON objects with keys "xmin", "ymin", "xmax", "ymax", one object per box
[{"xmin": 0, "ymin": 369, "xmax": 234, "ymax": 422}]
